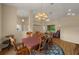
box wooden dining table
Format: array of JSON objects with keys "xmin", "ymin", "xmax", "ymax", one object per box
[{"xmin": 22, "ymin": 36, "xmax": 41, "ymax": 54}]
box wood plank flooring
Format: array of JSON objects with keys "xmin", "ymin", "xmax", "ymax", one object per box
[{"xmin": 53, "ymin": 38, "xmax": 76, "ymax": 55}]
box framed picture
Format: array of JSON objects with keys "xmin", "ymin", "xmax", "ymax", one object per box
[{"xmin": 47, "ymin": 25, "xmax": 56, "ymax": 32}]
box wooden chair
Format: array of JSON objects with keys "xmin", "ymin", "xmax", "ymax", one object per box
[
  {"xmin": 26, "ymin": 32, "xmax": 33, "ymax": 37},
  {"xmin": 38, "ymin": 34, "xmax": 49, "ymax": 51},
  {"xmin": 8, "ymin": 35, "xmax": 29, "ymax": 55},
  {"xmin": 15, "ymin": 43, "xmax": 29, "ymax": 55}
]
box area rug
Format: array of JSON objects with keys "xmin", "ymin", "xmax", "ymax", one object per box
[{"xmin": 31, "ymin": 44, "xmax": 64, "ymax": 55}]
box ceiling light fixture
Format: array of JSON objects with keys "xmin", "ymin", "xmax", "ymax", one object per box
[
  {"xmin": 67, "ymin": 13, "xmax": 71, "ymax": 15},
  {"xmin": 67, "ymin": 9, "xmax": 76, "ymax": 16},
  {"xmin": 72, "ymin": 13, "xmax": 75, "ymax": 16},
  {"xmin": 68, "ymin": 9, "xmax": 71, "ymax": 12},
  {"xmin": 22, "ymin": 19, "xmax": 24, "ymax": 22},
  {"xmin": 35, "ymin": 12, "xmax": 48, "ymax": 21}
]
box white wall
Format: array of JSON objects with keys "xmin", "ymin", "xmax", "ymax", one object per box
[
  {"xmin": 2, "ymin": 5, "xmax": 22, "ymax": 43},
  {"xmin": 2, "ymin": 5, "xmax": 30, "ymax": 43},
  {"xmin": 60, "ymin": 16, "xmax": 79, "ymax": 44},
  {"xmin": 2, "ymin": 5, "xmax": 17, "ymax": 37},
  {"xmin": 0, "ymin": 4, "xmax": 2, "ymax": 41}
]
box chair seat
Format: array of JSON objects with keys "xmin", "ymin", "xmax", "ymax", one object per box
[{"xmin": 16, "ymin": 47, "xmax": 29, "ymax": 55}]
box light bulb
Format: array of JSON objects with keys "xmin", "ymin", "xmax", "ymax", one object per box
[
  {"xmin": 68, "ymin": 9, "xmax": 71, "ymax": 11},
  {"xmin": 72, "ymin": 13, "xmax": 75, "ymax": 16},
  {"xmin": 22, "ymin": 19, "xmax": 24, "ymax": 22},
  {"xmin": 35, "ymin": 15, "xmax": 39, "ymax": 18},
  {"xmin": 67, "ymin": 13, "xmax": 71, "ymax": 15}
]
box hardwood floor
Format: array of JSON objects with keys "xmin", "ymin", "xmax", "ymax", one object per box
[
  {"xmin": 53, "ymin": 38, "xmax": 76, "ymax": 55},
  {"xmin": 0, "ymin": 38, "xmax": 79, "ymax": 55}
]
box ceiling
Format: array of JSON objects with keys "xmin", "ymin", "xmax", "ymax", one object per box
[{"xmin": 3, "ymin": 3, "xmax": 79, "ymax": 19}]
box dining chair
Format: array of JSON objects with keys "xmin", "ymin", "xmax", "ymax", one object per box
[
  {"xmin": 15, "ymin": 43, "xmax": 29, "ymax": 55},
  {"xmin": 9, "ymin": 35, "xmax": 29, "ymax": 55},
  {"xmin": 38, "ymin": 34, "xmax": 49, "ymax": 51}
]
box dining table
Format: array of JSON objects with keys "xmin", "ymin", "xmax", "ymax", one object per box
[{"xmin": 22, "ymin": 36, "xmax": 41, "ymax": 54}]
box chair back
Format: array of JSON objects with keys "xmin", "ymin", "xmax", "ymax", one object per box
[{"xmin": 39, "ymin": 35, "xmax": 48, "ymax": 50}]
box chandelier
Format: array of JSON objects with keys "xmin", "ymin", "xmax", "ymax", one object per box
[{"xmin": 35, "ymin": 12, "xmax": 48, "ymax": 21}]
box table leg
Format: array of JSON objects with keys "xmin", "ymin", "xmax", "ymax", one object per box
[{"xmin": 28, "ymin": 48, "xmax": 31, "ymax": 55}]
